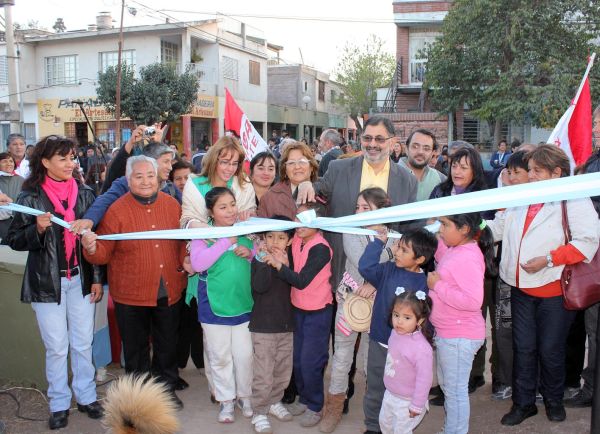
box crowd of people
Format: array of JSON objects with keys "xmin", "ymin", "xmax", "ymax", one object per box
[{"xmin": 1, "ymin": 109, "xmax": 600, "ymax": 434}]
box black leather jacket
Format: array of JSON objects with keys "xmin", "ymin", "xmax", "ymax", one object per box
[{"xmin": 5, "ymin": 183, "xmax": 101, "ymax": 303}]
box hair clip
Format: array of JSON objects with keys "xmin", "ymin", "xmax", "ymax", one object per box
[
  {"xmin": 479, "ymin": 220, "xmax": 487, "ymax": 230},
  {"xmin": 395, "ymin": 286, "xmax": 406, "ymax": 296},
  {"xmin": 415, "ymin": 290, "xmax": 426, "ymax": 301}
]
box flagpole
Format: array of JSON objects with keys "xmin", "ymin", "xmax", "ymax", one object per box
[{"xmin": 572, "ymin": 52, "xmax": 595, "ymax": 106}]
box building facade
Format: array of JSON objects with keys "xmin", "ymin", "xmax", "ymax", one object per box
[
  {"xmin": 384, "ymin": 0, "xmax": 547, "ymax": 149},
  {"xmin": 0, "ymin": 14, "xmax": 270, "ymax": 155},
  {"xmin": 267, "ymin": 63, "xmax": 354, "ymax": 144}
]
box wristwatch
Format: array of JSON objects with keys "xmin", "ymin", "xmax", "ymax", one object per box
[{"xmin": 546, "ymin": 254, "xmax": 554, "ymax": 268}]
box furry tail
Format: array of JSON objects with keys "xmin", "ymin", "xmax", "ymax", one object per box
[{"xmin": 103, "ymin": 374, "xmax": 180, "ymax": 434}]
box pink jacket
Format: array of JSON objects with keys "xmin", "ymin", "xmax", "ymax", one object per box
[
  {"xmin": 290, "ymin": 233, "xmax": 333, "ymax": 310},
  {"xmin": 429, "ymin": 240, "xmax": 485, "ymax": 340}
]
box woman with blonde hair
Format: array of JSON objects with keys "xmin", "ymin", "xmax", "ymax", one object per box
[{"xmin": 181, "ymin": 135, "xmax": 256, "ymax": 228}]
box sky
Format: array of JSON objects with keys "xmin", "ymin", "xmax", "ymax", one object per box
[{"xmin": 9, "ymin": 0, "xmax": 398, "ymax": 75}]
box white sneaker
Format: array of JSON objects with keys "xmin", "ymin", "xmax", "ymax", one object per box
[
  {"xmin": 218, "ymin": 400, "xmax": 235, "ymax": 423},
  {"xmin": 237, "ymin": 397, "xmax": 253, "ymax": 418},
  {"xmin": 269, "ymin": 402, "xmax": 293, "ymax": 421},
  {"xmin": 251, "ymin": 414, "xmax": 273, "ymax": 433}
]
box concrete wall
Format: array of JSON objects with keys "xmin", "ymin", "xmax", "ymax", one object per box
[{"xmin": 0, "ymin": 247, "xmax": 47, "ymax": 388}]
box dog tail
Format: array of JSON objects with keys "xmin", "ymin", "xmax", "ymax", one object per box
[{"xmin": 103, "ymin": 374, "xmax": 180, "ymax": 434}]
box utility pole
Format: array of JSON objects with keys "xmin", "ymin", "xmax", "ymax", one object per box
[
  {"xmin": 114, "ymin": 0, "xmax": 125, "ymax": 148},
  {"xmin": 2, "ymin": 0, "xmax": 20, "ymax": 133}
]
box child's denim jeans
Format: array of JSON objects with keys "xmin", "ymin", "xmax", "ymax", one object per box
[{"xmin": 435, "ymin": 337, "xmax": 484, "ymax": 434}]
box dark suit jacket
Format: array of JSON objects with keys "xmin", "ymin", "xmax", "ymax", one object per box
[
  {"xmin": 490, "ymin": 151, "xmax": 511, "ymax": 169},
  {"xmin": 318, "ymin": 147, "xmax": 343, "ymax": 177},
  {"xmin": 315, "ymin": 156, "xmax": 418, "ymax": 288}
]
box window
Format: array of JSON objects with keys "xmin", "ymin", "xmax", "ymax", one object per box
[
  {"xmin": 45, "ymin": 55, "xmax": 78, "ymax": 86},
  {"xmin": 161, "ymin": 40, "xmax": 179, "ymax": 64},
  {"xmin": 318, "ymin": 80, "xmax": 325, "ymax": 101},
  {"xmin": 304, "ymin": 81, "xmax": 308, "ymax": 92},
  {"xmin": 409, "ymin": 32, "xmax": 438, "ymax": 84},
  {"xmin": 24, "ymin": 123, "xmax": 36, "ymax": 145},
  {"xmin": 99, "ymin": 50, "xmax": 136, "ymax": 72},
  {"xmin": 249, "ymin": 60, "xmax": 260, "ymax": 85},
  {"xmin": 222, "ymin": 56, "xmax": 238, "ymax": 80},
  {"xmin": 0, "ymin": 56, "xmax": 7, "ymax": 85},
  {"xmin": 330, "ymin": 89, "xmax": 336, "ymax": 104}
]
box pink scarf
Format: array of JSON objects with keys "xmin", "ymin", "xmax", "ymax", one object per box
[{"xmin": 41, "ymin": 176, "xmax": 79, "ymax": 278}]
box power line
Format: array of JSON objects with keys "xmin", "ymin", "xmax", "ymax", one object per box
[{"xmin": 157, "ymin": 9, "xmax": 398, "ymax": 24}]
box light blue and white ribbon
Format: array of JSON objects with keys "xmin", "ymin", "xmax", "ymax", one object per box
[{"xmin": 2, "ymin": 172, "xmax": 599, "ymax": 241}]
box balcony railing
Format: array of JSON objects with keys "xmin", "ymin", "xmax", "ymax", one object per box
[{"xmin": 410, "ymin": 59, "xmax": 427, "ymax": 85}]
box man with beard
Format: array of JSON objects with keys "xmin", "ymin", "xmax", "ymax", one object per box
[
  {"xmin": 297, "ymin": 115, "xmax": 417, "ymax": 434},
  {"xmin": 398, "ymin": 129, "xmax": 446, "ymax": 201}
]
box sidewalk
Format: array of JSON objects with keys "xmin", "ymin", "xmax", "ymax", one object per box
[{"xmin": 0, "ymin": 360, "xmax": 591, "ymax": 434}]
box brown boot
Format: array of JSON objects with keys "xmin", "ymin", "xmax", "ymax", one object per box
[{"xmin": 319, "ymin": 392, "xmax": 346, "ymax": 433}]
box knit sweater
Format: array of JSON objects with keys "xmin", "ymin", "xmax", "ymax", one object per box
[
  {"xmin": 84, "ymin": 192, "xmax": 187, "ymax": 306},
  {"xmin": 429, "ymin": 240, "xmax": 485, "ymax": 339},
  {"xmin": 358, "ymin": 239, "xmax": 429, "ymax": 345},
  {"xmin": 384, "ymin": 330, "xmax": 433, "ymax": 414}
]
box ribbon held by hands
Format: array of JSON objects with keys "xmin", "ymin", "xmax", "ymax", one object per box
[{"xmin": 2, "ymin": 173, "xmax": 600, "ymax": 241}]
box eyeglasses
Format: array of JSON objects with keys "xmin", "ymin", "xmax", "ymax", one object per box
[
  {"xmin": 361, "ymin": 135, "xmax": 394, "ymax": 145},
  {"xmin": 218, "ymin": 159, "xmax": 240, "ymax": 168},
  {"xmin": 285, "ymin": 158, "xmax": 310, "ymax": 167}
]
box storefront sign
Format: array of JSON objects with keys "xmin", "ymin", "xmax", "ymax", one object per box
[{"xmin": 190, "ymin": 95, "xmax": 218, "ymax": 118}]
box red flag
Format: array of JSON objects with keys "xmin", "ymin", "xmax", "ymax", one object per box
[
  {"xmin": 224, "ymin": 88, "xmax": 269, "ymax": 161},
  {"xmin": 547, "ymin": 53, "xmax": 595, "ymax": 171}
]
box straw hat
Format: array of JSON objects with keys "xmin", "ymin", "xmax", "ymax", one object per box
[{"xmin": 343, "ymin": 293, "xmax": 374, "ymax": 332}]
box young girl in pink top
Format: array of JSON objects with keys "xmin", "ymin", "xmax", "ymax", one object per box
[
  {"xmin": 380, "ymin": 289, "xmax": 434, "ymax": 434},
  {"xmin": 427, "ymin": 212, "xmax": 497, "ymax": 434}
]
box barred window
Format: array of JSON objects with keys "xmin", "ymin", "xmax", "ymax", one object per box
[
  {"xmin": 45, "ymin": 55, "xmax": 78, "ymax": 86},
  {"xmin": 161, "ymin": 40, "xmax": 179, "ymax": 64},
  {"xmin": 222, "ymin": 56, "xmax": 238, "ymax": 80},
  {"xmin": 0, "ymin": 56, "xmax": 7, "ymax": 85}
]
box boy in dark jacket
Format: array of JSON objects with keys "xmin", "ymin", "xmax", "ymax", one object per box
[{"xmin": 249, "ymin": 216, "xmax": 296, "ymax": 433}]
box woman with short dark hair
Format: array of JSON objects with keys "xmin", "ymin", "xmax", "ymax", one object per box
[{"xmin": 5, "ymin": 136, "xmax": 104, "ymax": 430}]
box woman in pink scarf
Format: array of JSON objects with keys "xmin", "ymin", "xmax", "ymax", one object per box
[{"xmin": 5, "ymin": 136, "xmax": 104, "ymax": 430}]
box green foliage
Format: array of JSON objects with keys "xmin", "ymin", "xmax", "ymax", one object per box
[
  {"xmin": 425, "ymin": 0, "xmax": 600, "ymax": 129},
  {"xmin": 334, "ymin": 35, "xmax": 396, "ymax": 130},
  {"xmin": 96, "ymin": 62, "xmax": 199, "ymax": 125}
]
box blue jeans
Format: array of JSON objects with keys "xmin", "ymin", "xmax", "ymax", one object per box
[
  {"xmin": 31, "ymin": 275, "xmax": 96, "ymax": 412},
  {"xmin": 435, "ymin": 337, "xmax": 484, "ymax": 434},
  {"xmin": 511, "ymin": 288, "xmax": 575, "ymax": 406},
  {"xmin": 293, "ymin": 305, "xmax": 333, "ymax": 412}
]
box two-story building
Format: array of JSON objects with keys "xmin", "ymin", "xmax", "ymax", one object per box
[
  {"xmin": 0, "ymin": 13, "xmax": 271, "ymax": 154},
  {"xmin": 267, "ymin": 63, "xmax": 354, "ymax": 143},
  {"xmin": 382, "ymin": 0, "xmax": 550, "ymax": 148}
]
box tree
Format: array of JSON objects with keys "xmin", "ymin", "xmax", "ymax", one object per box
[
  {"xmin": 424, "ymin": 0, "xmax": 600, "ymax": 142},
  {"xmin": 334, "ymin": 35, "xmax": 396, "ymax": 133},
  {"xmin": 96, "ymin": 62, "xmax": 199, "ymax": 125}
]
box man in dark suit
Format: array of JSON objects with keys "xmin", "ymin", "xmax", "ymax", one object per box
[
  {"xmin": 317, "ymin": 129, "xmax": 343, "ymax": 177},
  {"xmin": 490, "ymin": 139, "xmax": 511, "ymax": 169},
  {"xmin": 298, "ymin": 115, "xmax": 417, "ymax": 434}
]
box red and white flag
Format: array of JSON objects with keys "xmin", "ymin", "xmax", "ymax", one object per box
[
  {"xmin": 224, "ymin": 88, "xmax": 269, "ymax": 161},
  {"xmin": 547, "ymin": 53, "xmax": 595, "ymax": 172}
]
